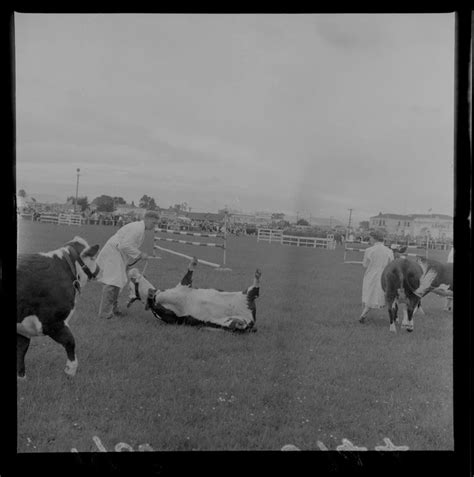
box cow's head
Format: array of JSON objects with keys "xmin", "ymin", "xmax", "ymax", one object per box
[
  {"xmin": 66, "ymin": 236, "xmax": 100, "ymax": 284},
  {"xmin": 414, "ymin": 257, "xmax": 449, "ymax": 298},
  {"xmin": 127, "ymin": 268, "xmax": 156, "ymax": 308}
]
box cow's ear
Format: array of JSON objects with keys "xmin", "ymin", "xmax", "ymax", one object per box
[{"xmin": 83, "ymin": 244, "xmax": 100, "ymax": 258}]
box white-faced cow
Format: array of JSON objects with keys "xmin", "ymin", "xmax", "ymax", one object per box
[
  {"xmin": 381, "ymin": 257, "xmax": 424, "ymax": 332},
  {"xmin": 127, "ymin": 258, "xmax": 261, "ymax": 332},
  {"xmin": 17, "ymin": 236, "xmax": 100, "ymax": 379},
  {"xmin": 414, "ymin": 256, "xmax": 453, "ymax": 301}
]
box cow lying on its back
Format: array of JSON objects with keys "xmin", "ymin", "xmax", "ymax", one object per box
[
  {"xmin": 127, "ymin": 258, "xmax": 261, "ymax": 332},
  {"xmin": 17, "ymin": 236, "xmax": 100, "ymax": 378}
]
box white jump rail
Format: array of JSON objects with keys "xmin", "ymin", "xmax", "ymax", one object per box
[
  {"xmin": 257, "ymin": 228, "xmax": 335, "ymax": 250},
  {"xmin": 343, "ymin": 243, "xmax": 425, "ymax": 264},
  {"xmin": 153, "ymin": 225, "xmax": 230, "ymax": 270}
]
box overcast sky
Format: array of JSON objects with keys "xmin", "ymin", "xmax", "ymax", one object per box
[{"xmin": 14, "ymin": 13, "xmax": 455, "ymax": 223}]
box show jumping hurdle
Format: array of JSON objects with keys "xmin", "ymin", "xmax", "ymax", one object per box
[
  {"xmin": 257, "ymin": 228, "xmax": 336, "ymax": 250},
  {"xmin": 343, "ymin": 244, "xmax": 370, "ymax": 264},
  {"xmin": 153, "ymin": 225, "xmax": 231, "ymax": 271},
  {"xmin": 343, "ymin": 243, "xmax": 424, "ymax": 264}
]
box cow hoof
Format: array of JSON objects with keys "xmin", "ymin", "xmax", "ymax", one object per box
[
  {"xmin": 389, "ymin": 324, "xmax": 397, "ymax": 333},
  {"xmin": 17, "ymin": 375, "xmax": 27, "ymax": 381},
  {"xmin": 64, "ymin": 360, "xmax": 78, "ymax": 376},
  {"xmin": 406, "ymin": 327, "xmax": 414, "ymax": 333}
]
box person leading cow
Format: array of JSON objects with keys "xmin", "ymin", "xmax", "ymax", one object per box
[{"xmin": 359, "ymin": 230, "xmax": 394, "ymax": 323}]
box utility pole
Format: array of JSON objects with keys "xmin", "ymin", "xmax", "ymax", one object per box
[
  {"xmin": 75, "ymin": 168, "xmax": 80, "ymax": 213},
  {"xmin": 347, "ymin": 208, "xmax": 353, "ymax": 239}
]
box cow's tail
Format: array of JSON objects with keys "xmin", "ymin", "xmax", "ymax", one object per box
[{"xmin": 395, "ymin": 268, "xmax": 407, "ymax": 304}]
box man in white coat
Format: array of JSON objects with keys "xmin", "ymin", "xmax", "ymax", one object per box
[
  {"xmin": 359, "ymin": 230, "xmax": 394, "ymax": 323},
  {"xmin": 97, "ymin": 210, "xmax": 160, "ymax": 319}
]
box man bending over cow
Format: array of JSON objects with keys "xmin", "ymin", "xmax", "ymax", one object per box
[
  {"xmin": 127, "ymin": 257, "xmax": 261, "ymax": 332},
  {"xmin": 96, "ymin": 210, "xmax": 160, "ymax": 319}
]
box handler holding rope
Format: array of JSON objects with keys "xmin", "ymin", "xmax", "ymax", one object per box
[
  {"xmin": 359, "ymin": 229, "xmax": 394, "ymax": 323},
  {"xmin": 97, "ymin": 210, "xmax": 160, "ymax": 319}
]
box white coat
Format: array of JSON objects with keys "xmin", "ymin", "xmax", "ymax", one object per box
[
  {"xmin": 362, "ymin": 242, "xmax": 394, "ymax": 308},
  {"xmin": 96, "ymin": 221, "xmax": 146, "ymax": 289}
]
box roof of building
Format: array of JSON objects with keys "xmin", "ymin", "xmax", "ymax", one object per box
[
  {"xmin": 370, "ymin": 213, "xmax": 411, "ymax": 220},
  {"xmin": 370, "ymin": 213, "xmax": 452, "ymax": 221},
  {"xmin": 184, "ymin": 212, "xmax": 225, "ymax": 221},
  {"xmin": 411, "ymin": 214, "xmax": 453, "ymax": 220}
]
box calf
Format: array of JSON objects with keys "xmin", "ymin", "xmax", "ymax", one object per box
[
  {"xmin": 127, "ymin": 258, "xmax": 261, "ymax": 332},
  {"xmin": 414, "ymin": 257, "xmax": 453, "ymax": 300},
  {"xmin": 381, "ymin": 257, "xmax": 424, "ymax": 332},
  {"xmin": 17, "ymin": 236, "xmax": 100, "ymax": 378}
]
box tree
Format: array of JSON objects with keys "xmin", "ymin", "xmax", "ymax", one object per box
[
  {"xmin": 113, "ymin": 197, "xmax": 126, "ymax": 205},
  {"xmin": 18, "ymin": 189, "xmax": 27, "ymax": 198},
  {"xmin": 173, "ymin": 202, "xmax": 189, "ymax": 213},
  {"xmin": 271, "ymin": 213, "xmax": 285, "ymax": 221},
  {"xmin": 359, "ymin": 221, "xmax": 370, "ymax": 231},
  {"xmin": 92, "ymin": 195, "xmax": 115, "ymax": 212},
  {"xmin": 139, "ymin": 195, "xmax": 157, "ymax": 210},
  {"xmin": 67, "ymin": 196, "xmax": 89, "ymax": 212},
  {"xmin": 296, "ymin": 219, "xmax": 310, "ymax": 226}
]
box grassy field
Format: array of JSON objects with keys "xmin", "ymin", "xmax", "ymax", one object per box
[{"xmin": 16, "ymin": 220, "xmax": 453, "ymax": 452}]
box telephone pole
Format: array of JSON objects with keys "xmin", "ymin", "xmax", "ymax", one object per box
[
  {"xmin": 347, "ymin": 208, "xmax": 353, "ymax": 239},
  {"xmin": 75, "ymin": 168, "xmax": 80, "ymax": 213}
]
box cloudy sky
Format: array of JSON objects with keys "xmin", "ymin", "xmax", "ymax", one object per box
[{"xmin": 14, "ymin": 13, "xmax": 454, "ymax": 223}]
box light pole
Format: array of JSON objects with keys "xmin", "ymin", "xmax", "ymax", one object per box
[
  {"xmin": 347, "ymin": 208, "xmax": 353, "ymax": 240},
  {"xmin": 75, "ymin": 168, "xmax": 80, "ymax": 213}
]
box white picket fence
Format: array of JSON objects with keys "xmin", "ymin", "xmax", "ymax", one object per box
[
  {"xmin": 39, "ymin": 213, "xmax": 59, "ymax": 224},
  {"xmin": 257, "ymin": 228, "xmax": 335, "ymax": 250},
  {"xmin": 256, "ymin": 228, "xmax": 283, "ymax": 243},
  {"xmin": 40, "ymin": 213, "xmax": 83, "ymax": 225}
]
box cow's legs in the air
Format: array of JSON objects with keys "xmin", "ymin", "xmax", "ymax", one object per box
[
  {"xmin": 180, "ymin": 257, "xmax": 198, "ymax": 287},
  {"xmin": 245, "ymin": 269, "xmax": 261, "ymax": 330},
  {"xmin": 17, "ymin": 334, "xmax": 31, "ymax": 379},
  {"xmin": 246, "ymin": 268, "xmax": 261, "ymax": 297},
  {"xmin": 44, "ymin": 323, "xmax": 78, "ymax": 376}
]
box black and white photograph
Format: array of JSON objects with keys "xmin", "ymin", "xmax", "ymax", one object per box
[{"xmin": 11, "ymin": 10, "xmax": 471, "ymax": 467}]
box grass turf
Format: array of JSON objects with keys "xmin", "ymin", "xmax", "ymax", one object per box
[{"xmin": 16, "ymin": 221, "xmax": 453, "ymax": 451}]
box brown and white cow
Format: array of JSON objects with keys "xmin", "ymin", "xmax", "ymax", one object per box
[
  {"xmin": 17, "ymin": 236, "xmax": 100, "ymax": 378},
  {"xmin": 127, "ymin": 258, "xmax": 261, "ymax": 332},
  {"xmin": 381, "ymin": 257, "xmax": 424, "ymax": 332}
]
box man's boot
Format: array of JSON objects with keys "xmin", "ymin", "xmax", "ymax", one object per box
[
  {"xmin": 111, "ymin": 286, "xmax": 124, "ymax": 316},
  {"xmin": 99, "ymin": 285, "xmax": 120, "ymax": 319}
]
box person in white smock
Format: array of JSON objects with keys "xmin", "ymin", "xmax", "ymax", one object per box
[
  {"xmin": 359, "ymin": 230, "xmax": 394, "ymax": 323},
  {"xmin": 97, "ymin": 210, "xmax": 160, "ymax": 319}
]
